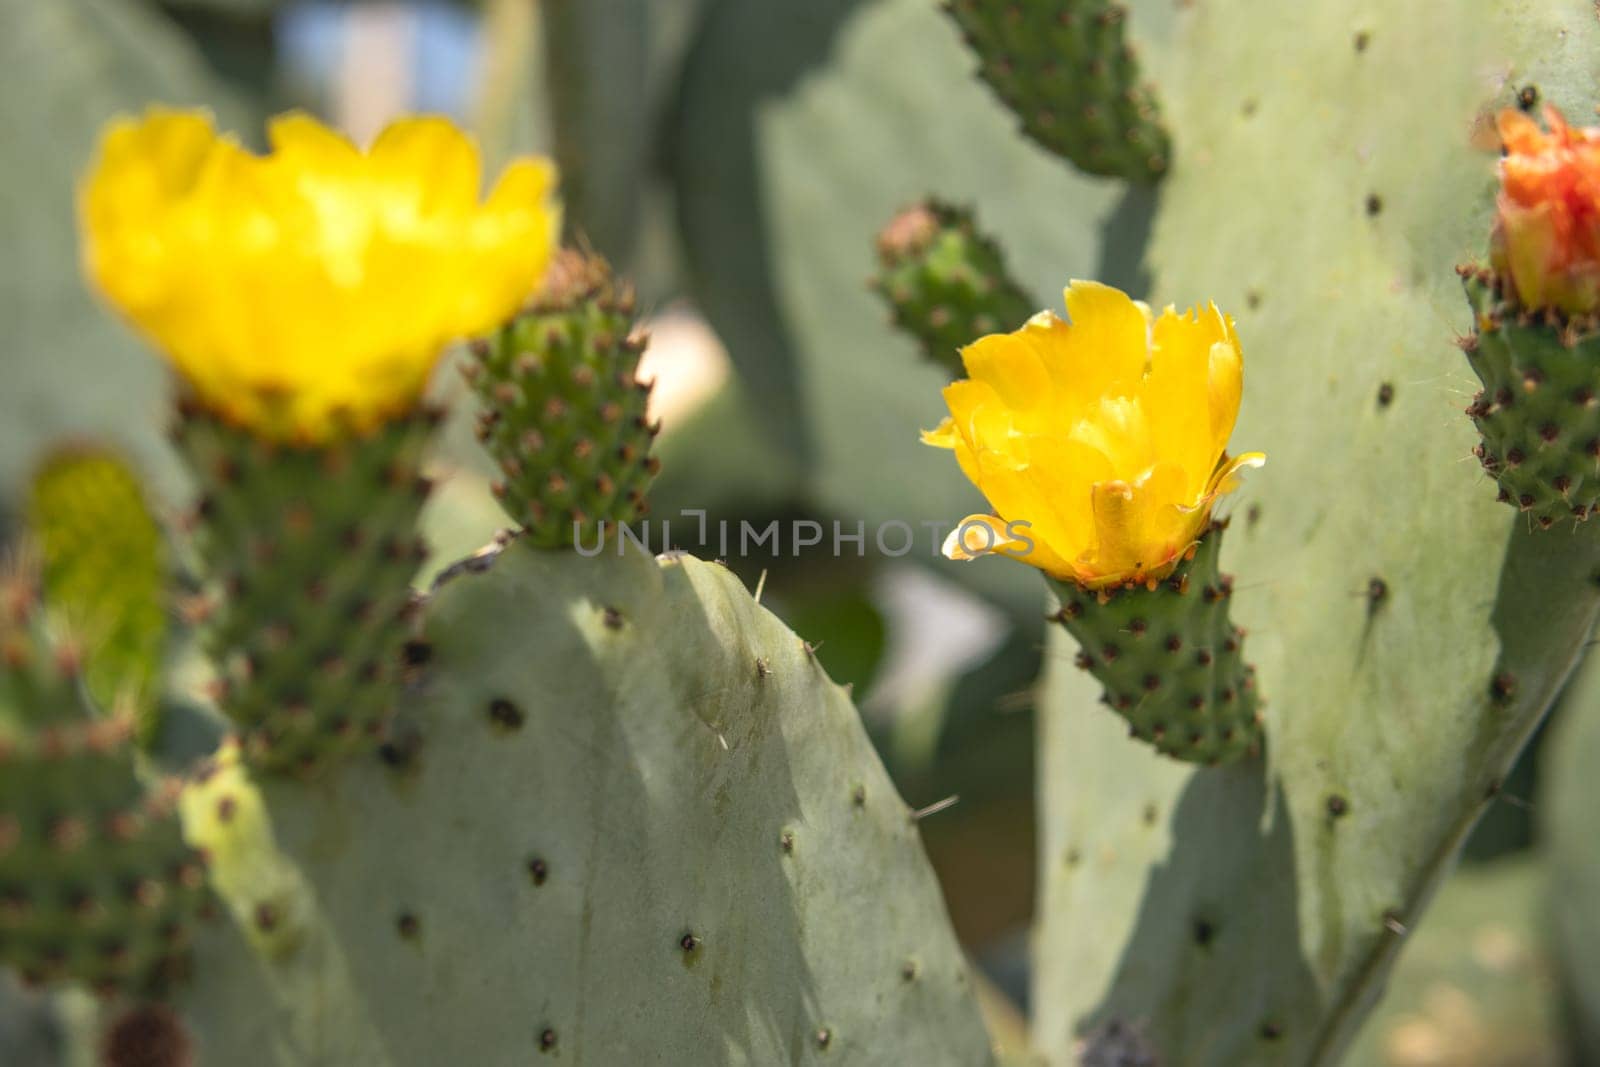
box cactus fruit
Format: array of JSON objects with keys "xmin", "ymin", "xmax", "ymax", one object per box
[
  {"xmin": 870, "ymin": 200, "xmax": 1036, "ymax": 375},
  {"xmin": 170, "ymin": 404, "xmax": 434, "ymax": 777},
  {"xmin": 171, "ymin": 544, "xmax": 993, "ymax": 1064},
  {"xmin": 940, "ymin": 0, "xmax": 1170, "ymax": 182},
  {"xmin": 870, "ymin": 200, "xmax": 1036, "ymax": 376},
  {"xmin": 466, "ymin": 249, "xmax": 660, "ymax": 547},
  {"xmin": 0, "ymin": 566, "xmax": 205, "ymax": 995},
  {"xmin": 1050, "ymin": 523, "xmax": 1260, "ymax": 764},
  {"xmin": 1461, "ymin": 269, "xmax": 1600, "ymax": 526},
  {"xmin": 26, "ymin": 447, "xmax": 167, "ymax": 741}
]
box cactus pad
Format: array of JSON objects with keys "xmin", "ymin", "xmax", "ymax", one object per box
[
  {"xmin": 1050, "ymin": 524, "xmax": 1261, "ymax": 764},
  {"xmin": 171, "ymin": 405, "xmax": 434, "ymax": 776},
  {"xmin": 1031, "ymin": 3, "xmax": 1600, "ymax": 1063},
  {"xmin": 467, "ymin": 250, "xmax": 659, "ymax": 548},
  {"xmin": 941, "ymin": 0, "xmax": 1171, "ymax": 182},
  {"xmin": 0, "ymin": 569, "xmax": 205, "ymax": 995},
  {"xmin": 1462, "ymin": 269, "xmax": 1600, "ymax": 527},
  {"xmin": 27, "ymin": 446, "xmax": 167, "ymax": 742},
  {"xmin": 173, "ymin": 545, "xmax": 992, "ymax": 1065}
]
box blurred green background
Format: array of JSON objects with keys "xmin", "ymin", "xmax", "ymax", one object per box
[{"xmin": 0, "ymin": 2, "xmax": 1592, "ymax": 1063}]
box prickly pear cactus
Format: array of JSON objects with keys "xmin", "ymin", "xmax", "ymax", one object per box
[
  {"xmin": 1050, "ymin": 524, "xmax": 1261, "ymax": 765},
  {"xmin": 172, "ymin": 405, "xmax": 434, "ymax": 776},
  {"xmin": 27, "ymin": 446, "xmax": 167, "ymax": 740},
  {"xmin": 466, "ymin": 249, "xmax": 659, "ymax": 547},
  {"xmin": 0, "ymin": 567, "xmax": 206, "ymax": 995},
  {"xmin": 1460, "ymin": 270, "xmax": 1600, "ymax": 526},
  {"xmin": 940, "ymin": 0, "xmax": 1170, "ymax": 181},
  {"xmin": 170, "ymin": 544, "xmax": 992, "ymax": 1065},
  {"xmin": 1032, "ymin": 3, "xmax": 1600, "ymax": 1065},
  {"xmin": 870, "ymin": 200, "xmax": 1036, "ymax": 376}
]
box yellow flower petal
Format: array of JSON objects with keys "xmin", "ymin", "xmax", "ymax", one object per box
[
  {"xmin": 79, "ymin": 108, "xmax": 562, "ymax": 443},
  {"xmin": 921, "ymin": 280, "xmax": 1261, "ymax": 588}
]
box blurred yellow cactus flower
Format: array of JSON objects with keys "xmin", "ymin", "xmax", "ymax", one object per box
[
  {"xmin": 79, "ymin": 108, "xmax": 560, "ymax": 443},
  {"xmin": 923, "ymin": 280, "xmax": 1263, "ymax": 590}
]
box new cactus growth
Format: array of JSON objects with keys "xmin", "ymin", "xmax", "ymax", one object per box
[
  {"xmin": 941, "ymin": 0, "xmax": 1170, "ymax": 182},
  {"xmin": 171, "ymin": 405, "xmax": 434, "ymax": 775},
  {"xmin": 0, "ymin": 565, "xmax": 205, "ymax": 995},
  {"xmin": 870, "ymin": 200, "xmax": 1035, "ymax": 376},
  {"xmin": 1461, "ymin": 270, "xmax": 1600, "ymax": 526},
  {"xmin": 1463, "ymin": 106, "xmax": 1600, "ymax": 526},
  {"xmin": 1051, "ymin": 522, "xmax": 1260, "ymax": 763},
  {"xmin": 26, "ymin": 448, "xmax": 167, "ymax": 740},
  {"xmin": 466, "ymin": 248, "xmax": 660, "ymax": 547}
]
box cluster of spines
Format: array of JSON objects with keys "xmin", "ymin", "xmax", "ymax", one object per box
[
  {"xmin": 1459, "ymin": 267, "xmax": 1600, "ymax": 528},
  {"xmin": 465, "ymin": 249, "xmax": 660, "ymax": 548},
  {"xmin": 0, "ymin": 570, "xmax": 207, "ymax": 994},
  {"xmin": 869, "ymin": 200, "xmax": 1036, "ymax": 376},
  {"xmin": 1049, "ymin": 523, "xmax": 1262, "ymax": 764},
  {"xmin": 941, "ymin": 0, "xmax": 1171, "ymax": 182},
  {"xmin": 171, "ymin": 402, "xmax": 435, "ymax": 776}
]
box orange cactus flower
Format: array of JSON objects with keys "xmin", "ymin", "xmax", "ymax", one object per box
[{"xmin": 1492, "ymin": 105, "xmax": 1600, "ymax": 316}]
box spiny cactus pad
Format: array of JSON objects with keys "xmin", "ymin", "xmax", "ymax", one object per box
[
  {"xmin": 941, "ymin": 0, "xmax": 1170, "ymax": 182},
  {"xmin": 27, "ymin": 446, "xmax": 167, "ymax": 742},
  {"xmin": 172, "ymin": 406, "xmax": 433, "ymax": 776},
  {"xmin": 0, "ymin": 572, "xmax": 205, "ymax": 995},
  {"xmin": 170, "ymin": 545, "xmax": 991, "ymax": 1064},
  {"xmin": 870, "ymin": 200, "xmax": 1036, "ymax": 377},
  {"xmin": 1032, "ymin": 4, "xmax": 1600, "ymax": 1064},
  {"xmin": 1050, "ymin": 524, "xmax": 1261, "ymax": 764},
  {"xmin": 467, "ymin": 250, "xmax": 659, "ymax": 548},
  {"xmin": 1462, "ymin": 269, "xmax": 1600, "ymax": 526}
]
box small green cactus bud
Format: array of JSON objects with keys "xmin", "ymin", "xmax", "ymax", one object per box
[
  {"xmin": 170, "ymin": 405, "xmax": 436, "ymax": 776},
  {"xmin": 1048, "ymin": 522, "xmax": 1262, "ymax": 764},
  {"xmin": 0, "ymin": 565, "xmax": 207, "ymax": 995},
  {"xmin": 870, "ymin": 200, "xmax": 1036, "ymax": 377},
  {"xmin": 1460, "ymin": 268, "xmax": 1600, "ymax": 528},
  {"xmin": 27, "ymin": 446, "xmax": 168, "ymax": 746},
  {"xmin": 467, "ymin": 249, "xmax": 660, "ymax": 548},
  {"xmin": 942, "ymin": 0, "xmax": 1171, "ymax": 182}
]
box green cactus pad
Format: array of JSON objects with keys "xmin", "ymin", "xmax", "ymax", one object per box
[
  {"xmin": 27, "ymin": 446, "xmax": 167, "ymax": 742},
  {"xmin": 1049, "ymin": 523, "xmax": 1261, "ymax": 764},
  {"xmin": 870, "ymin": 200, "xmax": 1037, "ymax": 377},
  {"xmin": 941, "ymin": 0, "xmax": 1171, "ymax": 182},
  {"xmin": 171, "ymin": 405, "xmax": 434, "ymax": 777},
  {"xmin": 1031, "ymin": 4, "xmax": 1600, "ymax": 1063},
  {"xmin": 467, "ymin": 250, "xmax": 659, "ymax": 548},
  {"xmin": 1461, "ymin": 268, "xmax": 1600, "ymax": 527},
  {"xmin": 172, "ymin": 544, "xmax": 993, "ymax": 1065},
  {"xmin": 0, "ymin": 570, "xmax": 206, "ymax": 995}
]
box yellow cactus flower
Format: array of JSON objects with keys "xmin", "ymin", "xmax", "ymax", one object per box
[
  {"xmin": 79, "ymin": 108, "xmax": 560, "ymax": 443},
  {"xmin": 922, "ymin": 280, "xmax": 1264, "ymax": 590}
]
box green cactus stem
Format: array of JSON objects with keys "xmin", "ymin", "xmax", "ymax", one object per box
[
  {"xmin": 1048, "ymin": 521, "xmax": 1261, "ymax": 764},
  {"xmin": 941, "ymin": 0, "xmax": 1171, "ymax": 182},
  {"xmin": 466, "ymin": 249, "xmax": 660, "ymax": 548},
  {"xmin": 870, "ymin": 200, "xmax": 1037, "ymax": 377},
  {"xmin": 0, "ymin": 567, "xmax": 206, "ymax": 994},
  {"xmin": 27, "ymin": 447, "xmax": 168, "ymax": 745},
  {"xmin": 170, "ymin": 403, "xmax": 435, "ymax": 777},
  {"xmin": 1461, "ymin": 267, "xmax": 1600, "ymax": 528}
]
